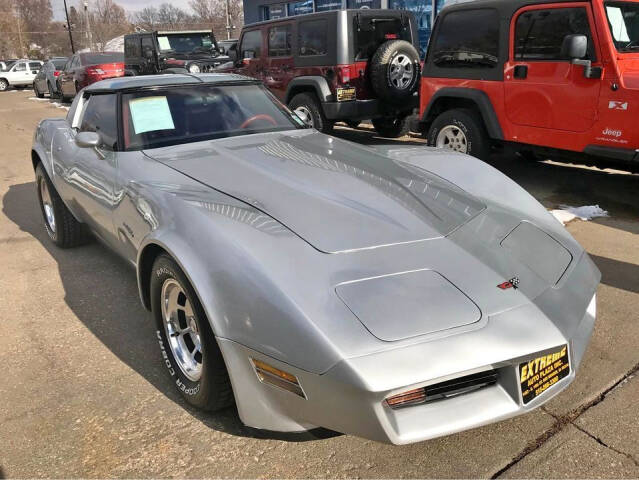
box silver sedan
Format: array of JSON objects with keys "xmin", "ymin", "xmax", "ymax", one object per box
[{"xmin": 31, "ymin": 74, "xmax": 600, "ymax": 444}]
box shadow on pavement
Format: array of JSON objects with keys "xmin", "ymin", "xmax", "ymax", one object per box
[
  {"xmin": 1, "ymin": 181, "xmax": 338, "ymax": 443},
  {"xmin": 590, "ymin": 255, "xmax": 639, "ymax": 294}
]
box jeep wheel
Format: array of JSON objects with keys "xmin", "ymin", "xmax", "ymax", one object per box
[
  {"xmin": 372, "ymin": 116, "xmax": 409, "ymax": 138},
  {"xmin": 427, "ymin": 109, "xmax": 490, "ymax": 160},
  {"xmin": 289, "ymin": 92, "xmax": 334, "ymax": 133},
  {"xmin": 0, "ymin": 79, "xmax": 8, "ymax": 91},
  {"xmin": 370, "ymin": 40, "xmax": 420, "ymax": 101},
  {"xmin": 150, "ymin": 254, "xmax": 234, "ymax": 411}
]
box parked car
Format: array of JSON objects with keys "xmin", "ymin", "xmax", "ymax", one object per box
[
  {"xmin": 222, "ymin": 10, "xmax": 421, "ymax": 137},
  {"xmin": 57, "ymin": 52, "xmax": 124, "ymax": 102},
  {"xmin": 0, "ymin": 59, "xmax": 18, "ymax": 71},
  {"xmin": 0, "ymin": 60, "xmax": 43, "ymax": 91},
  {"xmin": 33, "ymin": 57, "xmax": 68, "ymax": 98},
  {"xmin": 417, "ymin": 0, "xmax": 639, "ymax": 172},
  {"xmin": 31, "ymin": 73, "xmax": 600, "ymax": 445},
  {"xmin": 124, "ymin": 29, "xmax": 230, "ymax": 76}
]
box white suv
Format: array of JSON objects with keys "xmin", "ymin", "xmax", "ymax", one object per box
[{"xmin": 0, "ymin": 60, "xmax": 43, "ymax": 91}]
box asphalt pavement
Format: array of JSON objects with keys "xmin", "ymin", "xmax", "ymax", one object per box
[{"xmin": 0, "ymin": 90, "xmax": 637, "ymax": 478}]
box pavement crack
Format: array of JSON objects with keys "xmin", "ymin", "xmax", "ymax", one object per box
[
  {"xmin": 491, "ymin": 360, "xmax": 639, "ymax": 478},
  {"xmin": 571, "ymin": 422, "xmax": 639, "ymax": 467}
]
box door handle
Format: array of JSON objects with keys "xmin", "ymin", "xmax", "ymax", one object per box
[{"xmin": 514, "ymin": 65, "xmax": 528, "ymax": 79}]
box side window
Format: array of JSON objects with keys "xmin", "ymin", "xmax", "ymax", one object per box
[
  {"xmin": 14, "ymin": 62, "xmax": 26, "ymax": 72},
  {"xmin": 79, "ymin": 94, "xmax": 119, "ymax": 150},
  {"xmin": 298, "ymin": 19, "xmax": 328, "ymax": 56},
  {"xmin": 268, "ymin": 25, "xmax": 292, "ymax": 57},
  {"xmin": 240, "ymin": 30, "xmax": 262, "ymax": 59},
  {"xmin": 141, "ymin": 37, "xmax": 154, "ymax": 57},
  {"xmin": 430, "ymin": 9, "xmax": 500, "ymax": 68},
  {"xmin": 29, "ymin": 62, "xmax": 41, "ymax": 71},
  {"xmin": 514, "ymin": 8, "xmax": 595, "ymax": 61},
  {"xmin": 125, "ymin": 37, "xmax": 141, "ymax": 57}
]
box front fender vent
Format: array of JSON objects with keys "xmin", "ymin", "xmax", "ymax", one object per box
[{"xmin": 386, "ymin": 369, "xmax": 498, "ymax": 409}]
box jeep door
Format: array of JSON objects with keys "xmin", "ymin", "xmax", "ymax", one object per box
[
  {"xmin": 504, "ymin": 4, "xmax": 602, "ymax": 133},
  {"xmin": 235, "ymin": 28, "xmax": 267, "ymax": 82},
  {"xmin": 264, "ymin": 23, "xmax": 294, "ymax": 100}
]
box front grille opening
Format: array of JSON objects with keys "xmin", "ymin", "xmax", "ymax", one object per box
[{"xmin": 386, "ymin": 369, "xmax": 498, "ymax": 409}]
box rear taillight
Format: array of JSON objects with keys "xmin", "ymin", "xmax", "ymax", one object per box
[
  {"xmin": 337, "ymin": 65, "xmax": 355, "ymax": 85},
  {"xmin": 86, "ymin": 66, "xmax": 106, "ymax": 75},
  {"xmin": 53, "ymin": 71, "xmax": 60, "ymax": 77},
  {"xmin": 385, "ymin": 33, "xmax": 398, "ymax": 39}
]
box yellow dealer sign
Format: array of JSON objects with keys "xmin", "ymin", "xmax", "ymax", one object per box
[{"xmin": 519, "ymin": 345, "xmax": 570, "ymax": 404}]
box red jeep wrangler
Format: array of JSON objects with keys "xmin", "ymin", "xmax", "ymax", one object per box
[
  {"xmin": 224, "ymin": 9, "xmax": 421, "ymax": 137},
  {"xmin": 418, "ymin": 0, "xmax": 639, "ymax": 171}
]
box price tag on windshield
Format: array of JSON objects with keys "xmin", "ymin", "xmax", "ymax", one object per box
[{"xmin": 129, "ymin": 96, "xmax": 175, "ymax": 134}]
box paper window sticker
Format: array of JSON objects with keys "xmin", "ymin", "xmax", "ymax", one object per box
[{"xmin": 129, "ymin": 96, "xmax": 175, "ymax": 134}]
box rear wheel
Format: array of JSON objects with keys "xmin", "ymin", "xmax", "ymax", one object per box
[
  {"xmin": 427, "ymin": 109, "xmax": 490, "ymax": 160},
  {"xmin": 372, "ymin": 116, "xmax": 409, "ymax": 138},
  {"xmin": 150, "ymin": 254, "xmax": 234, "ymax": 411},
  {"xmin": 289, "ymin": 92, "xmax": 334, "ymax": 133},
  {"xmin": 35, "ymin": 163, "xmax": 91, "ymax": 248},
  {"xmin": 0, "ymin": 79, "xmax": 9, "ymax": 91}
]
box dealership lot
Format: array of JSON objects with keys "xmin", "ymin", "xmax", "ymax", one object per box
[{"xmin": 0, "ymin": 90, "xmax": 638, "ymax": 477}]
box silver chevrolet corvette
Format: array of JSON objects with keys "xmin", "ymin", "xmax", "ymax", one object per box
[{"xmin": 31, "ymin": 74, "xmax": 600, "ymax": 444}]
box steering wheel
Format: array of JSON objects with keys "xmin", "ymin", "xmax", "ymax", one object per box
[{"xmin": 240, "ymin": 114, "xmax": 277, "ymax": 129}]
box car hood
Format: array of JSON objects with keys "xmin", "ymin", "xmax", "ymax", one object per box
[{"xmin": 144, "ymin": 130, "xmax": 486, "ymax": 253}]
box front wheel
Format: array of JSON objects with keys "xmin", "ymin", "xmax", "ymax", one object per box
[
  {"xmin": 0, "ymin": 79, "xmax": 9, "ymax": 91},
  {"xmin": 427, "ymin": 109, "xmax": 490, "ymax": 160},
  {"xmin": 372, "ymin": 116, "xmax": 409, "ymax": 138},
  {"xmin": 289, "ymin": 92, "xmax": 334, "ymax": 134},
  {"xmin": 150, "ymin": 255, "xmax": 234, "ymax": 411}
]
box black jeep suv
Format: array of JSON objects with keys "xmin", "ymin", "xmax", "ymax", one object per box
[
  {"xmin": 124, "ymin": 30, "xmax": 230, "ymax": 76},
  {"xmin": 222, "ymin": 10, "xmax": 421, "ymax": 137}
]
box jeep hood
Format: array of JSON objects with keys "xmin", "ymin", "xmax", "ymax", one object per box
[{"xmin": 144, "ymin": 130, "xmax": 486, "ymax": 253}]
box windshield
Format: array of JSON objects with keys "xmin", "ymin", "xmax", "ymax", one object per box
[
  {"xmin": 52, "ymin": 59, "xmax": 67, "ymax": 69},
  {"xmin": 157, "ymin": 32, "xmax": 215, "ymax": 53},
  {"xmin": 122, "ymin": 84, "xmax": 306, "ymax": 151},
  {"xmin": 605, "ymin": 2, "xmax": 639, "ymax": 51}
]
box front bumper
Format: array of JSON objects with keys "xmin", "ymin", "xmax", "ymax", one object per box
[{"xmin": 218, "ymin": 252, "xmax": 599, "ymax": 444}]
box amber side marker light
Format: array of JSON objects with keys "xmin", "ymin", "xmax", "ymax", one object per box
[
  {"xmin": 385, "ymin": 388, "xmax": 427, "ymax": 409},
  {"xmin": 251, "ymin": 358, "xmax": 306, "ymax": 398}
]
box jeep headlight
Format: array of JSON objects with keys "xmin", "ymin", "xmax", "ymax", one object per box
[{"xmin": 188, "ymin": 64, "xmax": 201, "ymax": 73}]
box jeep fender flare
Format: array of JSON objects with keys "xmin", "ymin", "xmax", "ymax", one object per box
[
  {"xmin": 422, "ymin": 88, "xmax": 503, "ymax": 140},
  {"xmin": 285, "ymin": 76, "xmax": 335, "ymax": 104}
]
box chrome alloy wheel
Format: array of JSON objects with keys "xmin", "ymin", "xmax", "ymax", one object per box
[
  {"xmin": 161, "ymin": 279, "xmax": 203, "ymax": 381},
  {"xmin": 388, "ymin": 54, "xmax": 414, "ymax": 90},
  {"xmin": 436, "ymin": 125, "xmax": 469, "ymax": 154},
  {"xmin": 39, "ymin": 177, "xmax": 56, "ymax": 233},
  {"xmin": 294, "ymin": 106, "xmax": 313, "ymax": 127}
]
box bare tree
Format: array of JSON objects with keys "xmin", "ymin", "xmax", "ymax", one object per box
[
  {"xmin": 90, "ymin": 0, "xmax": 131, "ymax": 50},
  {"xmin": 189, "ymin": 0, "xmax": 243, "ymax": 39},
  {"xmin": 131, "ymin": 7, "xmax": 159, "ymax": 31}
]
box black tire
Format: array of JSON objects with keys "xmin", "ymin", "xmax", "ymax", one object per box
[
  {"xmin": 150, "ymin": 254, "xmax": 234, "ymax": 411},
  {"xmin": 34, "ymin": 82, "xmax": 44, "ymax": 98},
  {"xmin": 372, "ymin": 116, "xmax": 409, "ymax": 138},
  {"xmin": 35, "ymin": 162, "xmax": 92, "ymax": 248},
  {"xmin": 345, "ymin": 120, "xmax": 360, "ymax": 129},
  {"xmin": 0, "ymin": 79, "xmax": 9, "ymax": 91},
  {"xmin": 370, "ymin": 40, "xmax": 420, "ymax": 102},
  {"xmin": 427, "ymin": 108, "xmax": 490, "ymax": 160},
  {"xmin": 289, "ymin": 92, "xmax": 334, "ymax": 134}
]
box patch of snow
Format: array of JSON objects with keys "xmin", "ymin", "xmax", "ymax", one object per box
[
  {"xmin": 550, "ymin": 205, "xmax": 609, "ymax": 225},
  {"xmin": 28, "ymin": 97, "xmax": 49, "ymax": 102}
]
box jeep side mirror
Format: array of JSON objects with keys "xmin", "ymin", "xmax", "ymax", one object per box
[{"xmin": 561, "ymin": 34, "xmax": 588, "ymax": 60}]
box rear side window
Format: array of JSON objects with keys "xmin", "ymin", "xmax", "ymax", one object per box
[
  {"xmin": 514, "ymin": 8, "xmax": 595, "ymax": 60},
  {"xmin": 241, "ymin": 30, "xmax": 262, "ymax": 58},
  {"xmin": 430, "ymin": 9, "xmax": 500, "ymax": 68},
  {"xmin": 125, "ymin": 37, "xmax": 141, "ymax": 57},
  {"xmin": 79, "ymin": 94, "xmax": 118, "ymax": 151},
  {"xmin": 29, "ymin": 62, "xmax": 41, "ymax": 70},
  {"xmin": 354, "ymin": 15, "xmax": 413, "ymax": 60},
  {"xmin": 299, "ymin": 19, "xmax": 328, "ymax": 56},
  {"xmin": 268, "ymin": 25, "xmax": 292, "ymax": 56}
]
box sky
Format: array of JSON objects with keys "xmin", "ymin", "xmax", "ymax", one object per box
[{"xmin": 51, "ymin": 0, "xmax": 196, "ymax": 21}]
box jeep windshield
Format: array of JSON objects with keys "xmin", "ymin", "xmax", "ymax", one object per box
[
  {"xmin": 157, "ymin": 32, "xmax": 218, "ymax": 54},
  {"xmin": 605, "ymin": 2, "xmax": 639, "ymax": 52},
  {"xmin": 122, "ymin": 84, "xmax": 306, "ymax": 151}
]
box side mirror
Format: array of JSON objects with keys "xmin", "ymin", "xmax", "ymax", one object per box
[
  {"xmin": 561, "ymin": 34, "xmax": 588, "ymax": 60},
  {"xmin": 75, "ymin": 131, "xmax": 101, "ymax": 148}
]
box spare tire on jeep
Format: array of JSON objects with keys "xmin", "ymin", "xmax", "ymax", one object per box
[{"xmin": 370, "ymin": 40, "xmax": 420, "ymax": 101}]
